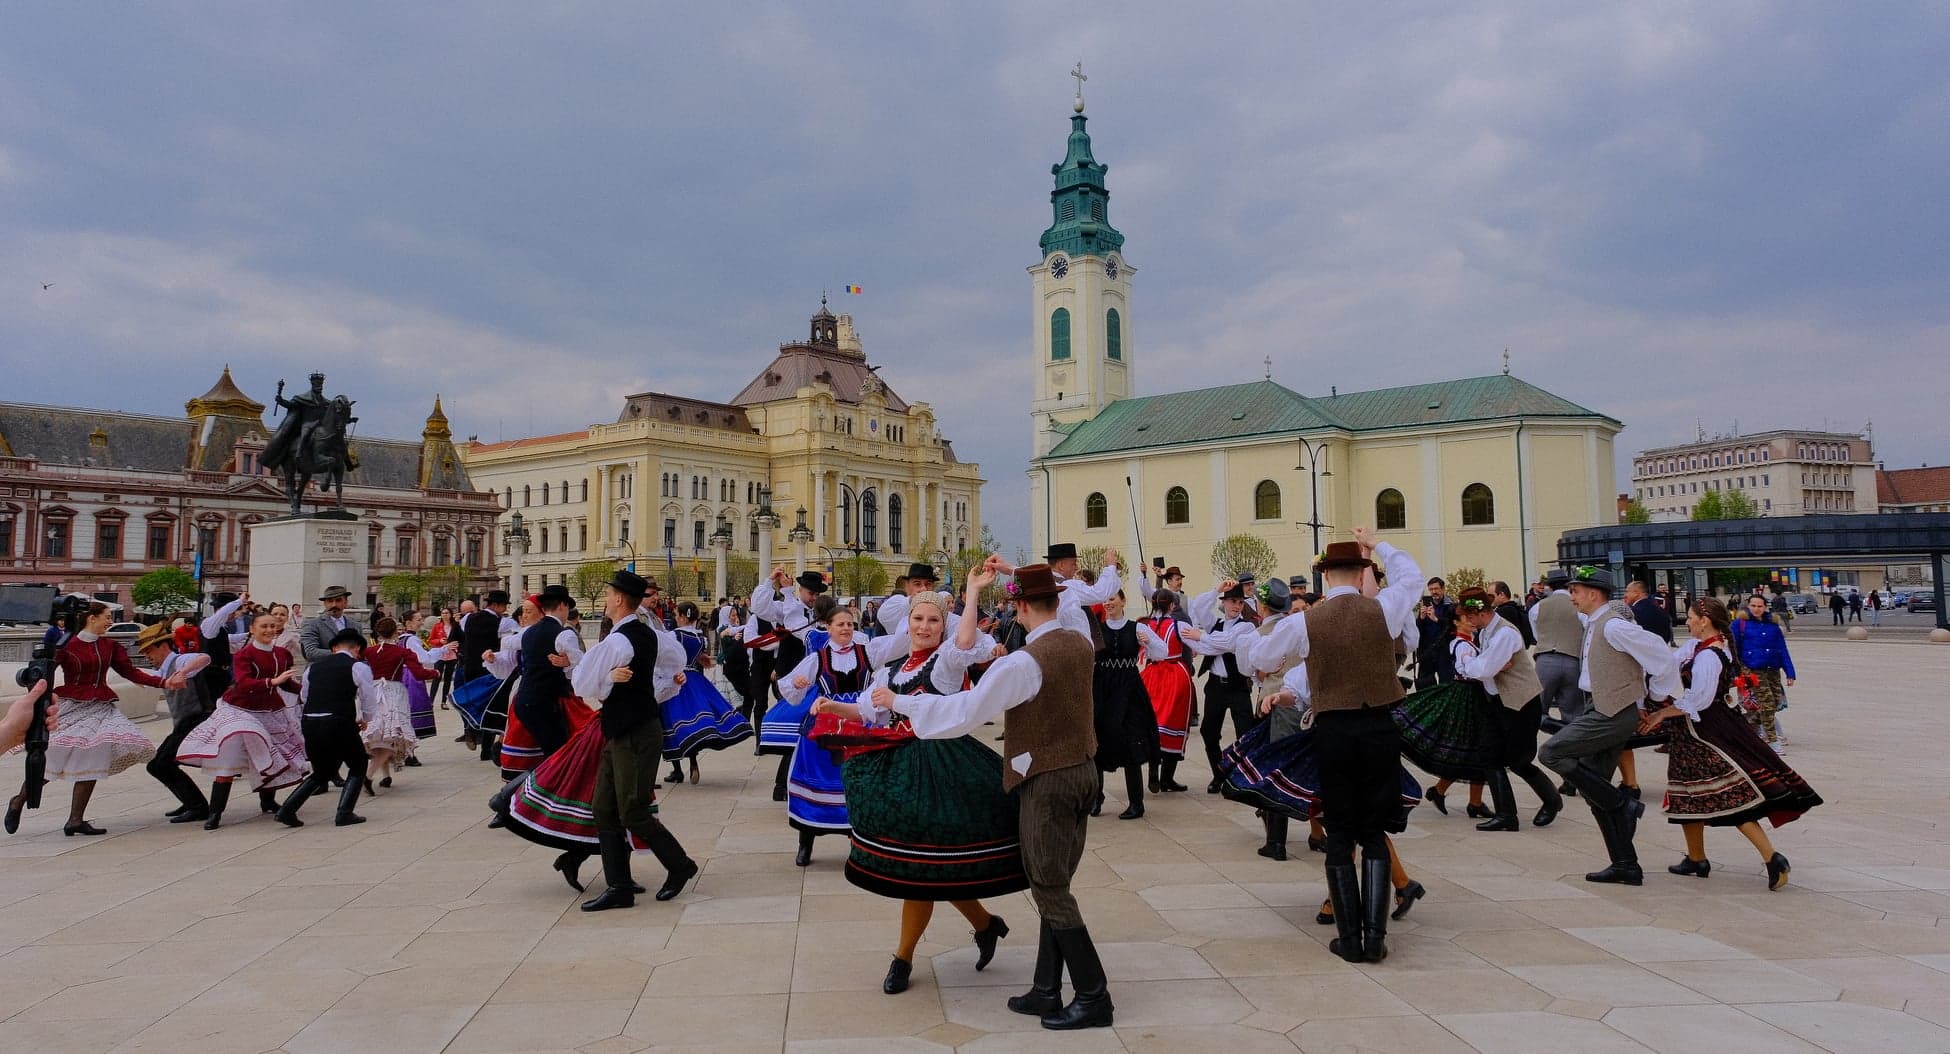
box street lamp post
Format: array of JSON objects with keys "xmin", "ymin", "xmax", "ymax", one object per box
[
  {"xmin": 609, "ymin": 537, "xmax": 638, "ymax": 573},
  {"xmin": 502, "ymin": 509, "xmax": 531, "ymax": 594},
  {"xmin": 1294, "ymin": 437, "xmax": 1334, "ymax": 556},
  {"xmin": 788, "ymin": 506, "xmax": 815, "ymax": 577}
]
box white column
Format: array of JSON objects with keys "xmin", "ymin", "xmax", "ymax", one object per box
[
  {"xmin": 815, "ymin": 472, "xmax": 828, "ymax": 543},
  {"xmin": 713, "ymin": 541, "xmax": 729, "ymax": 600},
  {"xmin": 917, "ymin": 481, "xmax": 929, "ymax": 552}
]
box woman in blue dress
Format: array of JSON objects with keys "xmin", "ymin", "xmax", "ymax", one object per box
[
  {"xmin": 661, "ymin": 602, "xmax": 755, "ymax": 786},
  {"xmin": 774, "ymin": 605, "xmax": 907, "ymax": 867}
]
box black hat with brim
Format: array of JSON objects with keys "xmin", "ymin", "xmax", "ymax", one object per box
[
  {"xmin": 607, "ymin": 570, "xmax": 650, "ymax": 600},
  {"xmin": 1045, "ymin": 542, "xmax": 1078, "ymax": 562},
  {"xmin": 796, "ymin": 571, "xmax": 829, "ymax": 595},
  {"xmin": 485, "ymin": 589, "xmax": 512, "ymax": 606},
  {"xmin": 537, "ymin": 584, "xmax": 575, "ymax": 608},
  {"xmin": 905, "ymin": 563, "xmax": 938, "ymax": 582},
  {"xmin": 328, "ymin": 628, "xmax": 368, "ymax": 651}
]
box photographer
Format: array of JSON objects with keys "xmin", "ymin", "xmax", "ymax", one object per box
[
  {"xmin": 1, "ymin": 682, "xmax": 58, "ymax": 755},
  {"xmin": 6, "ymin": 601, "xmax": 162, "ymax": 836}
]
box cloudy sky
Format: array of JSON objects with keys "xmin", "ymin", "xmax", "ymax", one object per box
[{"xmin": 3, "ymin": 4, "xmax": 1945, "ymax": 551}]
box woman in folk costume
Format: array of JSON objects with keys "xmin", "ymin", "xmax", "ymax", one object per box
[
  {"xmin": 394, "ymin": 609, "xmax": 454, "ymax": 746},
  {"xmin": 359, "ymin": 616, "xmax": 440, "ymax": 793},
  {"xmin": 488, "ymin": 592, "xmax": 598, "ymax": 783},
  {"xmin": 1644, "ymin": 598, "xmax": 1822, "ymax": 890},
  {"xmin": 1392, "ymin": 602, "xmax": 1502, "ymax": 812},
  {"xmin": 772, "ymin": 602, "xmax": 891, "ymax": 867},
  {"xmin": 4, "ymin": 602, "xmax": 162, "ymax": 837},
  {"xmin": 1140, "ymin": 593, "xmax": 1194, "ymax": 794},
  {"xmin": 810, "ymin": 588, "xmax": 1019, "ymax": 997},
  {"xmin": 1449, "ymin": 587, "xmax": 1565, "ymax": 831},
  {"xmin": 660, "ymin": 601, "xmax": 754, "ymax": 785},
  {"xmin": 176, "ymin": 609, "xmax": 310, "ymax": 829},
  {"xmin": 756, "ymin": 591, "xmax": 839, "ymax": 801},
  {"xmin": 1091, "ymin": 589, "xmax": 1168, "ymax": 820}
]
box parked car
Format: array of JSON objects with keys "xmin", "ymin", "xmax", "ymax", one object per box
[
  {"xmin": 1910, "ymin": 592, "xmax": 1938, "ymax": 613},
  {"xmin": 1786, "ymin": 593, "xmax": 1819, "ymax": 614},
  {"xmin": 106, "ymin": 621, "xmax": 144, "ymax": 642}
]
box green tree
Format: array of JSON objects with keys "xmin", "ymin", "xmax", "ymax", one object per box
[
  {"xmin": 421, "ymin": 564, "xmax": 469, "ymax": 610},
  {"xmin": 1690, "ymin": 490, "xmax": 1725, "ymax": 521},
  {"xmin": 724, "ymin": 555, "xmax": 760, "ymax": 599},
  {"xmin": 1447, "ymin": 567, "xmax": 1487, "ymax": 593},
  {"xmin": 132, "ymin": 566, "xmax": 199, "ymax": 616},
  {"xmin": 1720, "ymin": 489, "xmax": 1759, "ymax": 519},
  {"xmin": 571, "ymin": 560, "xmax": 613, "ymax": 612},
  {"xmin": 378, "ymin": 571, "xmax": 425, "ymax": 611},
  {"xmin": 1622, "ymin": 498, "xmax": 1652, "ymax": 525},
  {"xmin": 835, "ymin": 554, "xmax": 888, "ymax": 599},
  {"xmin": 1210, "ymin": 534, "xmax": 1279, "ymax": 583}
]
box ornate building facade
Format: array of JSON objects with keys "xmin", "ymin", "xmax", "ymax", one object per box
[
  {"xmin": 0, "ymin": 370, "xmax": 500, "ymax": 611},
  {"xmin": 1025, "ymin": 97, "xmax": 1623, "ymax": 586},
  {"xmin": 460, "ymin": 305, "xmax": 985, "ymax": 597}
]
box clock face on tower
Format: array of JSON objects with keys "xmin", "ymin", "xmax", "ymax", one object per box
[
  {"xmin": 1049, "ymin": 255, "xmax": 1069, "ymax": 279},
  {"xmin": 1105, "ymin": 257, "xmax": 1119, "ymax": 279}
]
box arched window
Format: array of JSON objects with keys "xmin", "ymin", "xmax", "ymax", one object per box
[
  {"xmin": 1376, "ymin": 488, "xmax": 1406, "ymax": 530},
  {"xmin": 861, "ymin": 489, "xmax": 878, "ymax": 551},
  {"xmin": 1105, "ymin": 308, "xmax": 1122, "ymax": 361},
  {"xmin": 1085, "ymin": 492, "xmax": 1108, "ymax": 529},
  {"xmin": 1253, "ymin": 480, "xmax": 1281, "ymax": 521},
  {"xmin": 888, "ymin": 494, "xmax": 904, "ymax": 553},
  {"xmin": 503, "ymin": 487, "xmax": 512, "ymax": 507},
  {"xmin": 1461, "ymin": 483, "xmax": 1495, "ymax": 526},
  {"xmin": 1164, "ymin": 486, "xmax": 1190, "ymax": 525},
  {"xmin": 522, "ymin": 485, "xmax": 531, "ymax": 507},
  {"xmin": 1050, "ymin": 307, "xmax": 1071, "ymax": 361},
  {"xmin": 581, "ymin": 479, "xmax": 589, "ymax": 502},
  {"xmin": 541, "ymin": 482, "xmax": 550, "ymax": 505}
]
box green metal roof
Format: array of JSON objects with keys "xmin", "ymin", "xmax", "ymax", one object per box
[
  {"xmin": 1041, "ymin": 374, "xmax": 1616, "ymax": 460},
  {"xmin": 1039, "ymin": 113, "xmax": 1124, "ymax": 259}
]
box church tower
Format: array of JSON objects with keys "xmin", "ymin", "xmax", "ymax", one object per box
[{"xmin": 1030, "ymin": 66, "xmax": 1133, "ymax": 457}]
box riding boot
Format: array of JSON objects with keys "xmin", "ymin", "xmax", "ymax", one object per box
[
  {"xmin": 258, "ymin": 789, "xmax": 280, "ymax": 814},
  {"xmin": 1041, "ymin": 926, "xmax": 1114, "ymax": 1030},
  {"xmin": 1007, "ymin": 919, "xmax": 1065, "ymax": 1016},
  {"xmin": 1147, "ymin": 759, "xmax": 1161, "ymax": 795},
  {"xmin": 794, "ymin": 827, "xmax": 815, "ymax": 867},
  {"xmin": 1324, "ymin": 863, "xmax": 1364, "ymax": 963},
  {"xmin": 1117, "ymin": 766, "xmax": 1144, "ymax": 820},
  {"xmin": 1583, "ymin": 803, "xmax": 1643, "ymax": 885},
  {"xmin": 1258, "ymin": 813, "xmax": 1288, "ymax": 860},
  {"xmin": 1516, "ymin": 764, "xmax": 1563, "ymax": 827},
  {"xmin": 1360, "ymin": 852, "xmax": 1393, "ymax": 963},
  {"xmin": 580, "ymin": 830, "xmax": 637, "ymax": 911},
  {"xmin": 275, "ymin": 776, "xmax": 322, "ymax": 827},
  {"xmin": 163, "ymin": 767, "xmax": 211, "ymax": 823},
  {"xmin": 632, "ymin": 820, "xmax": 700, "ymax": 901},
  {"xmin": 333, "ymin": 772, "xmax": 367, "ymax": 826},
  {"xmin": 773, "ymin": 755, "xmax": 791, "ymax": 802},
  {"xmin": 1160, "ymin": 756, "xmax": 1187, "ymax": 793},
  {"xmin": 202, "ymin": 780, "xmax": 232, "ymax": 831},
  {"xmin": 1475, "ymin": 770, "xmax": 1520, "ymax": 831}
]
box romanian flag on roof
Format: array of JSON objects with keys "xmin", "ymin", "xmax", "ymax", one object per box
[{"xmin": 844, "ymin": 285, "xmax": 863, "ymax": 294}]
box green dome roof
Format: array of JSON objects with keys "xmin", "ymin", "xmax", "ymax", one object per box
[{"xmin": 1039, "ymin": 113, "xmax": 1124, "ymax": 259}]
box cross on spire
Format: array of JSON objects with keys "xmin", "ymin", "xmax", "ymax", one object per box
[
  {"xmin": 1071, "ymin": 60, "xmax": 1087, "ymax": 113},
  {"xmin": 1264, "ymin": 355, "xmax": 1273, "ymax": 380},
  {"xmin": 1502, "ymin": 348, "xmax": 1510, "ymax": 375}
]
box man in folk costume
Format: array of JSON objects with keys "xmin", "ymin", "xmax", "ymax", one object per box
[
  {"xmin": 299, "ymin": 585, "xmax": 361, "ymax": 665},
  {"xmin": 883, "ymin": 562, "xmax": 1114, "ymax": 1030},
  {"xmin": 512, "ymin": 585, "xmax": 584, "ymax": 762},
  {"xmin": 875, "ymin": 563, "xmax": 961, "ymax": 637},
  {"xmin": 457, "ymin": 589, "xmax": 515, "ymax": 750},
  {"xmin": 1537, "ymin": 567, "xmax": 1680, "ymax": 886},
  {"xmin": 135, "ymin": 622, "xmax": 216, "ymax": 823},
  {"xmin": 751, "ymin": 567, "xmax": 829, "ymax": 800},
  {"xmin": 275, "ymin": 629, "xmax": 381, "ymax": 828},
  {"xmin": 1248, "ymin": 528, "xmax": 1422, "ymax": 963},
  {"xmin": 1450, "ymin": 586, "xmax": 1564, "ymax": 831},
  {"xmin": 985, "ymin": 543, "xmax": 1121, "ymax": 647},
  {"xmin": 574, "ymin": 570, "xmax": 700, "ymax": 910},
  {"xmin": 1181, "ymin": 580, "xmax": 1261, "ymax": 794},
  {"xmin": 1529, "ymin": 568, "xmax": 1583, "ymax": 723}
]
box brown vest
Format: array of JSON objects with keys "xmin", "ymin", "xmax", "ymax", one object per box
[
  {"xmin": 1584, "ymin": 602, "xmax": 1649, "ymax": 716},
  {"xmin": 1485, "ymin": 615, "xmax": 1543, "ymax": 711},
  {"xmin": 1003, "ymin": 630, "xmax": 1098, "ymax": 791},
  {"xmin": 1305, "ymin": 593, "xmax": 1407, "ymax": 713}
]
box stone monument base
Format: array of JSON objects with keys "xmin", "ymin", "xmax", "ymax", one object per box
[{"xmin": 247, "ymin": 513, "xmax": 369, "ymax": 608}]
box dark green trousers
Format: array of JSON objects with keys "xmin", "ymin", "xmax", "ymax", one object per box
[{"xmin": 593, "ymin": 719, "xmax": 664, "ymax": 831}]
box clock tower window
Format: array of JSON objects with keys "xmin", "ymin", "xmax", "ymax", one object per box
[
  {"xmin": 1050, "ymin": 308, "xmax": 1071, "ymax": 361},
  {"xmin": 1106, "ymin": 308, "xmax": 1122, "ymax": 361}
]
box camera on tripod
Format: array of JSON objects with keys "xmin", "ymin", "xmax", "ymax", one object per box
[{"xmin": 2, "ymin": 584, "xmax": 88, "ymax": 811}]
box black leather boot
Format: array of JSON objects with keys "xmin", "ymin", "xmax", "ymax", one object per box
[
  {"xmin": 1147, "ymin": 760, "xmax": 1160, "ymax": 795},
  {"xmin": 333, "ymin": 773, "xmax": 367, "ymax": 826},
  {"xmin": 1360, "ymin": 854, "xmax": 1392, "ymax": 963},
  {"xmin": 972, "ymin": 914, "xmax": 1009, "ymax": 970},
  {"xmin": 581, "ymin": 830, "xmax": 637, "ymax": 911},
  {"xmin": 275, "ymin": 776, "xmax": 321, "ymax": 828},
  {"xmin": 159, "ymin": 767, "xmax": 209, "ymax": 823},
  {"xmin": 1159, "ymin": 757, "xmax": 1187, "ymax": 793},
  {"xmin": 1041, "ymin": 926, "xmax": 1114, "ymax": 1030},
  {"xmin": 1583, "ymin": 804, "xmax": 1642, "ymax": 885},
  {"xmin": 635, "ymin": 820, "xmax": 699, "ymax": 901},
  {"xmin": 1324, "ymin": 863, "xmax": 1364, "ymax": 963},
  {"xmin": 1517, "ymin": 764, "xmax": 1563, "ymax": 827},
  {"xmin": 1007, "ymin": 920, "xmax": 1064, "ymax": 1016},
  {"xmin": 1475, "ymin": 770, "xmax": 1520, "ymax": 831},
  {"xmin": 259, "ymin": 789, "xmax": 280, "ymax": 814},
  {"xmin": 794, "ymin": 828, "xmax": 815, "ymax": 867},
  {"xmin": 202, "ymin": 780, "xmax": 232, "ymax": 831},
  {"xmin": 1258, "ymin": 813, "xmax": 1288, "ymax": 860},
  {"xmin": 1117, "ymin": 766, "xmax": 1144, "ymax": 820}
]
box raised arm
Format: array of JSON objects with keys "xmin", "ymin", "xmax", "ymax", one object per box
[
  {"xmin": 1062, "ymin": 554, "xmax": 1122, "ymax": 606},
  {"xmin": 201, "ymin": 597, "xmax": 246, "ymax": 638},
  {"xmin": 110, "ymin": 642, "xmax": 165, "ymax": 688},
  {"xmin": 1133, "ymin": 621, "xmax": 1169, "ymax": 662}
]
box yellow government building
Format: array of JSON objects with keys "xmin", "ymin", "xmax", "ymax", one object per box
[
  {"xmin": 1026, "ymin": 94, "xmax": 1621, "ymax": 587},
  {"xmin": 460, "ymin": 304, "xmax": 984, "ymax": 597}
]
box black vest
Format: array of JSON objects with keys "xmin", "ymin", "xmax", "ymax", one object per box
[
  {"xmin": 1201, "ymin": 618, "xmax": 1249, "ymax": 688},
  {"xmin": 602, "ymin": 619, "xmax": 661, "ymax": 738},
  {"xmin": 198, "ymin": 622, "xmax": 234, "ymax": 697},
  {"xmin": 514, "ymin": 617, "xmax": 571, "ymax": 708},
  {"xmin": 304, "ymin": 652, "xmax": 359, "ymax": 721},
  {"xmin": 460, "ymin": 610, "xmax": 502, "ymax": 681}
]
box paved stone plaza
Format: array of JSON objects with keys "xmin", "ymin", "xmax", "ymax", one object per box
[{"xmin": 2, "ymin": 637, "xmax": 1948, "ymax": 1053}]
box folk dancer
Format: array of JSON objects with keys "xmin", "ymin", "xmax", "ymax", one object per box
[
  {"xmin": 1450, "ymin": 587, "xmax": 1563, "ymax": 831},
  {"xmin": 771, "ymin": 601, "xmax": 882, "ymax": 866},
  {"xmin": 135, "ymin": 622, "xmax": 216, "ymax": 824},
  {"xmin": 752, "ymin": 567, "xmax": 831, "ymax": 800},
  {"xmin": 1246, "ymin": 528, "xmax": 1423, "ymax": 963},
  {"xmin": 1090, "ymin": 589, "xmax": 1168, "ymax": 819},
  {"xmin": 574, "ymin": 570, "xmax": 699, "ymax": 911},
  {"xmin": 882, "ymin": 563, "xmax": 1115, "ymax": 1031},
  {"xmin": 1536, "ymin": 566, "xmax": 1681, "ymax": 886},
  {"xmin": 1182, "ymin": 580, "xmax": 1260, "ymax": 794},
  {"xmin": 176, "ymin": 609, "xmax": 310, "ymax": 829},
  {"xmin": 274, "ymin": 630, "xmax": 382, "ymax": 827},
  {"xmin": 359, "ymin": 617, "xmax": 440, "ymax": 792},
  {"xmin": 453, "ymin": 589, "xmax": 514, "ymax": 751},
  {"xmin": 660, "ymin": 601, "xmax": 755, "ymax": 786},
  {"xmin": 1138, "ymin": 594, "xmax": 1194, "ymax": 793}
]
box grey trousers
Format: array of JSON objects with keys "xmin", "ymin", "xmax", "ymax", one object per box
[
  {"xmin": 1016, "ymin": 761, "xmax": 1098, "ymax": 929},
  {"xmin": 1537, "ymin": 705, "xmax": 1639, "ymax": 814},
  {"xmin": 1535, "ymin": 653, "xmax": 1585, "ymax": 721}
]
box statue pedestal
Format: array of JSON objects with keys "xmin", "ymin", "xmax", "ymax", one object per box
[{"xmin": 247, "ymin": 514, "xmax": 368, "ymax": 608}]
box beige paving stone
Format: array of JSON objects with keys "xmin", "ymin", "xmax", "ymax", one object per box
[
  {"xmin": 1117, "ymin": 1023, "xmax": 1301, "ymax": 1051},
  {"xmin": 1453, "ymin": 927, "xmax": 1625, "ymax": 966},
  {"xmin": 283, "ymin": 1002, "xmax": 479, "ymax": 1054},
  {"xmin": 643, "ymin": 951, "xmax": 793, "ymax": 996},
  {"xmin": 1741, "ymin": 999, "xmax": 1950, "ymax": 1054},
  {"xmin": 956, "ymin": 1031, "xmax": 1124, "ymax": 1053},
  {"xmin": 110, "ymin": 1007, "xmax": 318, "ymax": 1054},
  {"xmin": 785, "ymin": 984, "xmax": 947, "ymax": 1038},
  {"xmin": 1505, "ymin": 962, "xmax": 1713, "ymax": 1007},
  {"xmin": 331, "ymin": 961, "xmax": 514, "ymax": 1009},
  {"xmin": 1196, "ymin": 936, "xmax": 1350, "ymax": 976},
  {"xmin": 1373, "ymin": 966, "xmax": 1553, "ymax": 1015},
  {"xmin": 1774, "ymin": 954, "xmax": 1950, "ymax": 1002},
  {"xmin": 1563, "ymin": 924, "xmax": 1754, "ymax": 962},
  {"xmin": 1602, "ymin": 1003, "xmax": 1824, "ymax": 1053},
  {"xmin": 1, "ymin": 1014, "xmax": 152, "ymax": 1054},
  {"xmin": 678, "ymin": 893, "xmax": 801, "ymax": 924},
  {"xmin": 449, "ymin": 998, "xmax": 637, "ymax": 1053},
  {"xmin": 1157, "ymin": 906, "xmax": 1302, "ymax": 940},
  {"xmin": 1138, "ymin": 881, "xmax": 1266, "ymax": 910},
  {"xmin": 175, "ymin": 966, "xmax": 364, "ymax": 1014},
  {"xmin": 1289, "ymin": 1015, "xmax": 1477, "ymax": 1054},
  {"xmin": 18, "ymin": 969, "xmax": 214, "ymax": 1022},
  {"xmin": 1233, "ymin": 972, "xmax": 1420, "ymax": 1021},
  {"xmin": 1434, "ymin": 1010, "xmax": 1653, "ymax": 1052},
  {"xmin": 793, "ymin": 941, "xmax": 935, "ymax": 993},
  {"xmin": 1641, "ymin": 958, "xmax": 1842, "ymax": 1003},
  {"xmin": 494, "ymin": 955, "xmax": 656, "ymax": 1003}
]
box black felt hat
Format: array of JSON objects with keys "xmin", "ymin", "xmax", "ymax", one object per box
[
  {"xmin": 606, "ymin": 570, "xmax": 649, "ymax": 600},
  {"xmin": 1045, "ymin": 542, "xmax": 1078, "ymax": 562}
]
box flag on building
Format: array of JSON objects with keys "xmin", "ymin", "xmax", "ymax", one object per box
[{"xmin": 844, "ymin": 285, "xmax": 863, "ymax": 294}]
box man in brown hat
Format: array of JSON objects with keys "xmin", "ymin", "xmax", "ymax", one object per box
[
  {"xmin": 135, "ymin": 622, "xmax": 216, "ymax": 823},
  {"xmin": 300, "ymin": 585, "xmax": 361, "ymax": 665},
  {"xmin": 871, "ymin": 561, "xmax": 1113, "ymax": 1031},
  {"xmin": 987, "ymin": 543, "xmax": 1121, "ymax": 645},
  {"xmin": 573, "ymin": 569, "xmax": 699, "ymax": 910},
  {"xmin": 1248, "ymin": 527, "xmax": 1422, "ymax": 964}
]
